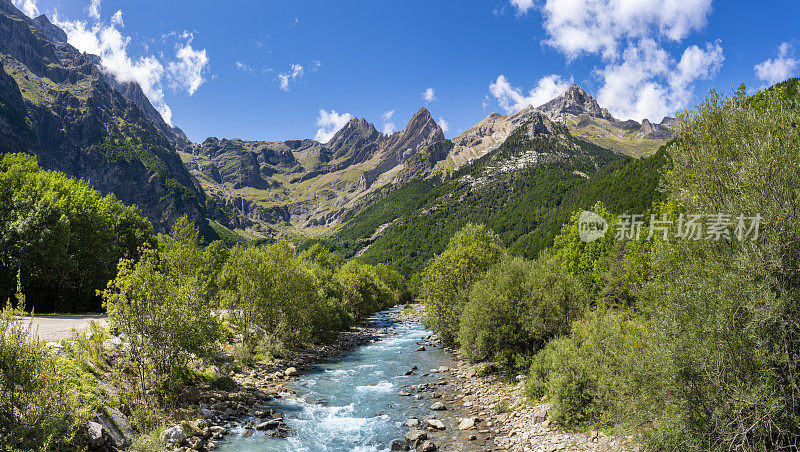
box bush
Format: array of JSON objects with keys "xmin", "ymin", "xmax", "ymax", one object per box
[
  {"xmin": 527, "ymin": 309, "xmax": 649, "ymax": 430},
  {"xmin": 458, "ymin": 255, "xmax": 587, "ymax": 368},
  {"xmin": 102, "ymin": 219, "xmax": 221, "ymax": 398},
  {"xmin": 421, "ymin": 223, "xmax": 505, "ymax": 344},
  {"xmin": 219, "ymin": 241, "xmax": 329, "ymax": 347},
  {"xmin": 0, "ymin": 303, "xmax": 81, "ymax": 450},
  {"xmin": 635, "ymin": 89, "xmax": 800, "ymax": 450}
]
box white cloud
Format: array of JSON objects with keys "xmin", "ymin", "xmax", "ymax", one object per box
[
  {"xmin": 754, "ymin": 43, "xmax": 799, "ymax": 87},
  {"xmin": 489, "ymin": 74, "xmax": 573, "ymax": 114},
  {"xmin": 278, "ymin": 63, "xmax": 304, "ymax": 91},
  {"xmin": 503, "ymin": 0, "xmax": 723, "ymax": 121},
  {"xmin": 168, "ymin": 44, "xmax": 208, "ymax": 95},
  {"xmin": 12, "ymin": 0, "xmax": 39, "ymax": 17},
  {"xmin": 381, "ymin": 109, "xmax": 396, "ymax": 134},
  {"xmin": 53, "ymin": 14, "xmax": 210, "ymax": 125},
  {"xmin": 422, "ymin": 87, "xmax": 436, "ymax": 103},
  {"xmin": 510, "ymin": 0, "xmax": 534, "ymax": 14},
  {"xmin": 438, "ymin": 116, "xmax": 450, "ymax": 133},
  {"xmin": 596, "ymin": 39, "xmax": 723, "ymax": 121},
  {"xmin": 110, "ymin": 10, "xmax": 123, "ymax": 27},
  {"xmin": 235, "ymin": 61, "xmax": 253, "ymax": 72},
  {"xmin": 539, "ymin": 0, "xmax": 714, "ymax": 60},
  {"xmin": 315, "ymin": 109, "xmax": 352, "ymax": 143},
  {"xmin": 87, "ymin": 0, "xmax": 101, "ymax": 20}
]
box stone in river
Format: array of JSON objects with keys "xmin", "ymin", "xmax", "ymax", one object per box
[{"xmin": 430, "ymin": 402, "xmax": 447, "ymax": 411}]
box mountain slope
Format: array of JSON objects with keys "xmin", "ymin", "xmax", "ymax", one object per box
[
  {"xmin": 317, "ymin": 113, "xmax": 653, "ymax": 271},
  {"xmin": 183, "ymin": 107, "xmax": 446, "ymax": 233},
  {"xmin": 0, "ymin": 1, "xmax": 211, "ymax": 234}
]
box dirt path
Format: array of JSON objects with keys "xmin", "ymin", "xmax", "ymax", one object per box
[{"xmin": 21, "ymin": 315, "xmax": 107, "ymax": 341}]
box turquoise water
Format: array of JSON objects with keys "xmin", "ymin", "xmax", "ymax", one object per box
[{"xmin": 216, "ymin": 309, "xmax": 451, "ymax": 451}]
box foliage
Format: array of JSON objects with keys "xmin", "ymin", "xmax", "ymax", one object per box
[
  {"xmin": 635, "ymin": 89, "xmax": 800, "ymax": 450},
  {"xmin": 0, "ymin": 303, "xmax": 81, "ymax": 451},
  {"xmin": 0, "ymin": 153, "xmax": 156, "ymax": 312},
  {"xmin": 459, "ymin": 255, "xmax": 587, "ymax": 368},
  {"xmin": 526, "ymin": 308, "xmax": 650, "ymax": 430},
  {"xmin": 421, "ymin": 223, "xmax": 505, "ymax": 344},
  {"xmin": 102, "ymin": 218, "xmax": 221, "ymax": 398}
]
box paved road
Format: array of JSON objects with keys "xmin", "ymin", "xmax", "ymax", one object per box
[{"xmin": 21, "ymin": 315, "xmax": 108, "ymax": 341}]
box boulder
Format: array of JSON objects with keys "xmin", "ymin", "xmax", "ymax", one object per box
[
  {"xmin": 458, "ymin": 417, "xmax": 477, "ymax": 430},
  {"xmin": 85, "ymin": 421, "xmax": 106, "ymax": 449},
  {"xmin": 404, "ymin": 418, "xmax": 420, "ymax": 427},
  {"xmin": 178, "ymin": 386, "xmax": 202, "ymax": 405},
  {"xmin": 426, "ymin": 419, "xmax": 445, "ymax": 430},
  {"xmin": 533, "ymin": 409, "xmax": 548, "ymax": 424},
  {"xmin": 284, "ymin": 367, "xmax": 298, "ymax": 377},
  {"xmin": 405, "ymin": 429, "xmax": 427, "ymax": 445},
  {"xmin": 94, "ymin": 407, "xmax": 133, "ymax": 449},
  {"xmin": 161, "ymin": 425, "xmax": 187, "ymax": 446},
  {"xmin": 255, "ymin": 419, "xmax": 282, "ymax": 430},
  {"xmin": 418, "ymin": 440, "xmax": 437, "ymax": 451},
  {"xmin": 391, "ymin": 439, "xmax": 410, "ymax": 450}
]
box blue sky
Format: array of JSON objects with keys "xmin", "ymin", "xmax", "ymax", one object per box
[{"xmin": 14, "ymin": 0, "xmax": 800, "ymax": 143}]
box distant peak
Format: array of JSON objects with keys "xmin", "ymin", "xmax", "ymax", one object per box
[
  {"xmin": 537, "ymin": 83, "xmax": 614, "ymax": 122},
  {"xmin": 411, "ymin": 107, "xmax": 433, "ymax": 120}
]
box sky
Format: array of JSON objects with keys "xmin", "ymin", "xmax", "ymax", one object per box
[{"xmin": 11, "ymin": 0, "xmax": 800, "ymax": 143}]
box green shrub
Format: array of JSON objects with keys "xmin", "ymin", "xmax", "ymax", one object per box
[
  {"xmin": 421, "ymin": 223, "xmax": 505, "ymax": 344},
  {"xmin": 458, "ymin": 255, "xmax": 587, "ymax": 368},
  {"xmin": 0, "ymin": 303, "xmax": 81, "ymax": 450},
  {"xmin": 102, "ymin": 219, "xmax": 221, "ymax": 398},
  {"xmin": 527, "ymin": 309, "xmax": 649, "ymax": 430}
]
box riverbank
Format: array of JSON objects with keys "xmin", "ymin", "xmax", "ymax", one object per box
[
  {"xmin": 143, "ymin": 304, "xmax": 640, "ymax": 451},
  {"xmin": 391, "ymin": 305, "xmax": 639, "ymax": 452}
]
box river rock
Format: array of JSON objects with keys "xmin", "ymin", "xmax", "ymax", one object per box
[
  {"xmin": 405, "ymin": 429, "xmax": 427, "ymax": 444},
  {"xmin": 161, "ymin": 425, "xmax": 186, "ymax": 446},
  {"xmin": 405, "ymin": 418, "xmax": 420, "ymax": 427},
  {"xmin": 426, "ymin": 419, "xmax": 445, "ymax": 430},
  {"xmin": 418, "ymin": 440, "xmax": 437, "ymax": 451},
  {"xmin": 416, "ymin": 346, "xmax": 426, "ymax": 351},
  {"xmin": 390, "ymin": 439, "xmax": 410, "ymax": 450},
  {"xmin": 430, "ymin": 402, "xmax": 446, "ymax": 411},
  {"xmin": 458, "ymin": 417, "xmax": 477, "ymax": 430},
  {"xmin": 284, "ymin": 367, "xmax": 298, "ymax": 377},
  {"xmin": 533, "ymin": 409, "xmax": 548, "ymax": 424},
  {"xmin": 255, "ymin": 419, "xmax": 282, "ymax": 430},
  {"xmin": 186, "ymin": 436, "xmax": 203, "ymax": 450}
]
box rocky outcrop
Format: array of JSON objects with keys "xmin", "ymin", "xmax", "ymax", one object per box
[
  {"xmin": 537, "ymin": 84, "xmax": 615, "ymax": 122},
  {"xmin": 638, "ymin": 118, "xmax": 673, "ymax": 138},
  {"xmin": 327, "ymin": 117, "xmax": 382, "ymax": 166},
  {"xmin": 0, "ymin": 58, "xmax": 38, "ymax": 154}
]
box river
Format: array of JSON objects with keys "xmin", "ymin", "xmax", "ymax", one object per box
[{"xmin": 215, "ymin": 308, "xmax": 454, "ymax": 451}]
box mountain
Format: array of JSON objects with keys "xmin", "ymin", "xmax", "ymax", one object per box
[
  {"xmin": 438, "ymin": 84, "xmax": 674, "ymax": 175},
  {"xmin": 181, "ymin": 107, "xmax": 445, "ymax": 233},
  {"xmin": 317, "ymin": 112, "xmax": 669, "ymax": 271},
  {"xmin": 0, "ymin": 0, "xmax": 211, "ymax": 234}
]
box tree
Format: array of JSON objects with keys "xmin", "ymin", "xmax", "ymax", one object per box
[{"xmin": 420, "ymin": 223, "xmax": 505, "ymax": 344}]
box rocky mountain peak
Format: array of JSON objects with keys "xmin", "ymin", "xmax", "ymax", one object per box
[
  {"xmin": 32, "ymin": 14, "xmax": 67, "ymax": 44},
  {"xmin": 382, "ymin": 107, "xmax": 445, "ymax": 159},
  {"xmin": 537, "ymin": 83, "xmax": 614, "ymax": 122},
  {"xmin": 326, "ymin": 117, "xmax": 382, "ymax": 163}
]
